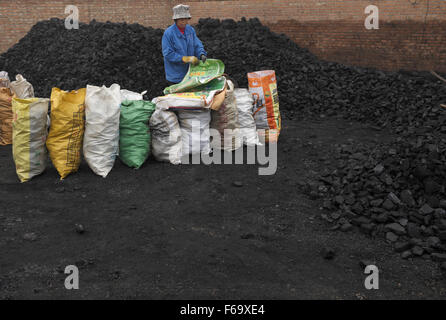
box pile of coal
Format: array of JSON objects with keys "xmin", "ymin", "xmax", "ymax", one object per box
[
  {"xmin": 0, "ymin": 17, "xmax": 444, "ymax": 130},
  {"xmin": 311, "ymin": 128, "xmax": 446, "ymax": 262},
  {"xmin": 196, "ymin": 18, "xmax": 446, "ymax": 128},
  {"xmin": 0, "ymin": 18, "xmax": 166, "ymax": 98}
]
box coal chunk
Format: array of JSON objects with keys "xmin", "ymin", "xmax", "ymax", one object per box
[
  {"xmin": 394, "ymin": 241, "xmax": 412, "ymax": 253},
  {"xmin": 412, "ymin": 246, "xmax": 424, "ymax": 256},
  {"xmin": 340, "ymin": 223, "xmax": 353, "ymax": 232},
  {"xmin": 400, "ymin": 190, "xmax": 415, "ymax": 207},
  {"xmin": 232, "ymin": 181, "xmax": 244, "ymax": 187},
  {"xmin": 401, "ymin": 251, "xmax": 413, "ymax": 259},
  {"xmin": 386, "ymin": 232, "xmax": 398, "ymax": 242},
  {"xmin": 382, "ymin": 199, "xmax": 395, "ymax": 211},
  {"xmin": 431, "ymin": 253, "xmax": 446, "ymax": 262},
  {"xmin": 419, "ymin": 204, "xmax": 434, "ymax": 215},
  {"xmin": 75, "ymin": 223, "xmax": 85, "ymax": 234},
  {"xmin": 23, "ymin": 233, "xmax": 38, "ymax": 241},
  {"xmin": 385, "ymin": 223, "xmax": 406, "ymax": 235},
  {"xmin": 321, "ymin": 247, "xmax": 336, "ymax": 260}
]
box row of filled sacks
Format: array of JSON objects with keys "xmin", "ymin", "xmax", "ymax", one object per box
[
  {"xmin": 0, "ymin": 72, "xmax": 152, "ymax": 147},
  {"xmin": 10, "ymin": 84, "xmax": 172, "ymax": 182},
  {"xmin": 8, "ymin": 81, "xmax": 262, "ymax": 182},
  {"xmin": 121, "ymin": 84, "xmax": 260, "ymax": 165}
]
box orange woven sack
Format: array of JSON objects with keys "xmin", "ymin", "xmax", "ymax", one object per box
[{"xmin": 0, "ymin": 87, "xmax": 14, "ymax": 145}]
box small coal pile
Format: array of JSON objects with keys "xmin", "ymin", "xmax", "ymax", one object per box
[{"xmin": 315, "ymin": 129, "xmax": 446, "ymax": 261}]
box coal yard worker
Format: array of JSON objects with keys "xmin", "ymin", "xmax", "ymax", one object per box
[{"xmin": 162, "ymin": 4, "xmax": 207, "ymax": 84}]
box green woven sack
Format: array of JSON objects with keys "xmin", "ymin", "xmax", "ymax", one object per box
[
  {"xmin": 119, "ymin": 100, "xmax": 156, "ymax": 168},
  {"xmin": 163, "ymin": 59, "xmax": 225, "ymax": 95}
]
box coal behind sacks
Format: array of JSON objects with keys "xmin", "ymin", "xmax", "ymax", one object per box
[{"xmin": 0, "ymin": 17, "xmax": 444, "ymax": 132}]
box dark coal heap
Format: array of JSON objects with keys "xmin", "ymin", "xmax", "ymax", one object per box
[
  {"xmin": 0, "ymin": 17, "xmax": 445, "ymax": 126},
  {"xmin": 310, "ymin": 132, "xmax": 446, "ymax": 261},
  {"xmin": 0, "ymin": 18, "xmax": 166, "ymax": 97},
  {"xmin": 197, "ymin": 18, "xmax": 446, "ymax": 129}
]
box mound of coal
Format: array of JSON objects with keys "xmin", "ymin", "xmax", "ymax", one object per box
[
  {"xmin": 312, "ymin": 128, "xmax": 446, "ymax": 261},
  {"xmin": 0, "ymin": 17, "xmax": 445, "ymax": 130},
  {"xmin": 0, "ymin": 18, "xmax": 166, "ymax": 99},
  {"xmin": 197, "ymin": 18, "xmax": 446, "ymax": 131}
]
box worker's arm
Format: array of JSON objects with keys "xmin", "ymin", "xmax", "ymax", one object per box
[{"xmin": 162, "ymin": 32, "xmax": 183, "ymax": 63}]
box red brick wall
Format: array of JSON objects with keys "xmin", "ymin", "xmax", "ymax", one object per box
[{"xmin": 0, "ymin": 0, "xmax": 445, "ymax": 72}]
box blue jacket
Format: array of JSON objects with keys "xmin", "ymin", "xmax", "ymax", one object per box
[{"xmin": 162, "ymin": 24, "xmax": 207, "ymax": 83}]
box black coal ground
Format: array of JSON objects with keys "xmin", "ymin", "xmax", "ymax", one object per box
[
  {"xmin": 0, "ymin": 18, "xmax": 446, "ymax": 298},
  {"xmin": 1, "ymin": 119, "xmax": 445, "ymax": 299}
]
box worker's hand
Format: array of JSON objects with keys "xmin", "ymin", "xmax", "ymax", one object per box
[
  {"xmin": 200, "ymin": 55, "xmax": 207, "ymax": 63},
  {"xmin": 182, "ymin": 56, "xmax": 199, "ymax": 65}
]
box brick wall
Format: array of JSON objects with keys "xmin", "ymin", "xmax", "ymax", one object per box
[{"xmin": 0, "ymin": 0, "xmax": 445, "ymax": 72}]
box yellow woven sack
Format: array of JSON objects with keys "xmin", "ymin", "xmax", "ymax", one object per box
[
  {"xmin": 11, "ymin": 97, "xmax": 49, "ymax": 182},
  {"xmin": 46, "ymin": 87, "xmax": 86, "ymax": 179}
]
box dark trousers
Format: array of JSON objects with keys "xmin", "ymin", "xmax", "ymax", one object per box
[{"xmin": 165, "ymin": 80, "xmax": 178, "ymax": 87}]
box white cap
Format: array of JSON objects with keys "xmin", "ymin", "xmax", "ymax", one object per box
[{"xmin": 172, "ymin": 4, "xmax": 192, "ymax": 20}]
